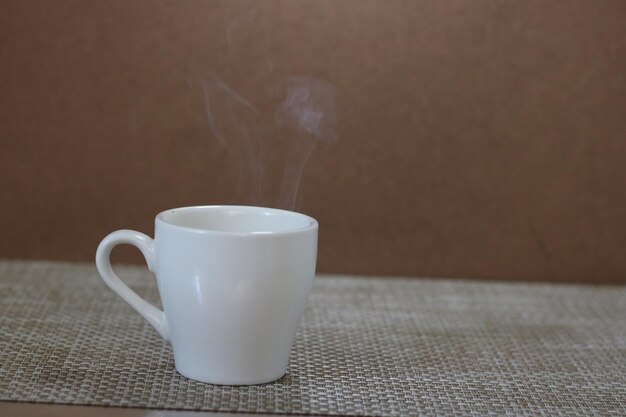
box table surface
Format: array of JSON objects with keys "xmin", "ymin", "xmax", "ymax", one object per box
[
  {"xmin": 1, "ymin": 260, "xmax": 625, "ymax": 416},
  {"xmin": 2, "ymin": 402, "xmax": 303, "ymax": 417}
]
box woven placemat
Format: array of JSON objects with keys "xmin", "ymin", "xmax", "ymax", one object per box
[{"xmin": 1, "ymin": 260, "xmax": 625, "ymax": 416}]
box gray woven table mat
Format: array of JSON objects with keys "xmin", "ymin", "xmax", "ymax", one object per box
[{"xmin": 0, "ymin": 260, "xmax": 625, "ymax": 416}]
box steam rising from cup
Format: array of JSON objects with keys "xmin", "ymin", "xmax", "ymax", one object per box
[
  {"xmin": 274, "ymin": 76, "xmax": 337, "ymax": 209},
  {"xmin": 275, "ymin": 77, "xmax": 338, "ymax": 141},
  {"xmin": 202, "ymin": 74, "xmax": 265, "ymax": 203},
  {"xmin": 202, "ymin": 73, "xmax": 337, "ymax": 210}
]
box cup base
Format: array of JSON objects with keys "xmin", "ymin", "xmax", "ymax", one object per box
[{"xmin": 175, "ymin": 366, "xmax": 287, "ymax": 386}]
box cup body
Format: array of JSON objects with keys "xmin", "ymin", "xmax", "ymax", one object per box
[{"xmin": 153, "ymin": 206, "xmax": 317, "ymax": 384}]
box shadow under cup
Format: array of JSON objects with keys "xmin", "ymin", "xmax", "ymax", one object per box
[{"xmin": 97, "ymin": 206, "xmax": 318, "ymax": 385}]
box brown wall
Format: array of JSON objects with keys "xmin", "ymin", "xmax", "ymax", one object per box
[{"xmin": 1, "ymin": 0, "xmax": 625, "ymax": 283}]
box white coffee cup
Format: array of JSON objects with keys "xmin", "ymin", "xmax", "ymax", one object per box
[{"xmin": 95, "ymin": 205, "xmax": 318, "ymax": 385}]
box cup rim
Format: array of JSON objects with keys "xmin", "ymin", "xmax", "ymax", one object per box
[{"xmin": 155, "ymin": 205, "xmax": 318, "ymax": 236}]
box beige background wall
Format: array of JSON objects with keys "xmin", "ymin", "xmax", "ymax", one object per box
[{"xmin": 1, "ymin": 0, "xmax": 625, "ymax": 283}]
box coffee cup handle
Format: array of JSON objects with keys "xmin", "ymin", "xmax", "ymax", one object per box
[{"xmin": 95, "ymin": 230, "xmax": 169, "ymax": 341}]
